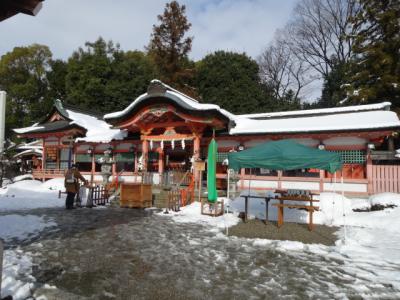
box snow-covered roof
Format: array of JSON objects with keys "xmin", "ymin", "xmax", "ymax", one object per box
[
  {"xmin": 16, "ymin": 140, "xmax": 43, "ymax": 150},
  {"xmin": 66, "ymin": 109, "xmax": 127, "ymax": 142},
  {"xmin": 236, "ymin": 102, "xmax": 392, "ymax": 120},
  {"xmin": 13, "ymin": 148, "xmax": 43, "ymax": 158},
  {"xmin": 104, "ymin": 79, "xmax": 235, "ymax": 122},
  {"xmin": 14, "ymin": 101, "xmax": 127, "ymax": 143},
  {"xmin": 14, "ymin": 124, "xmax": 43, "ymax": 134},
  {"xmin": 230, "ymin": 110, "xmax": 400, "ymax": 135}
]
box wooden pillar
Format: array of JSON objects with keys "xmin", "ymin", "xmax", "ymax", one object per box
[
  {"xmin": 56, "ymin": 137, "xmax": 61, "ymax": 170},
  {"xmin": 91, "ymin": 150, "xmax": 95, "ymax": 185},
  {"xmin": 388, "ymin": 136, "xmax": 395, "ymax": 151},
  {"xmin": 240, "ymin": 168, "xmax": 245, "ymax": 190},
  {"xmin": 142, "ymin": 139, "xmax": 148, "ymax": 172},
  {"xmin": 366, "ymin": 152, "xmax": 373, "ymax": 195},
  {"xmin": 41, "ymin": 139, "xmax": 46, "ymax": 182},
  {"xmin": 112, "ymin": 152, "xmax": 117, "ymax": 177},
  {"xmin": 319, "ymin": 169, "xmax": 325, "ymax": 192},
  {"xmin": 193, "ymin": 136, "xmax": 201, "ymax": 182},
  {"xmin": 158, "ymin": 148, "xmax": 164, "ymax": 174},
  {"xmin": 134, "ymin": 152, "xmax": 138, "ymax": 173},
  {"xmin": 277, "ymin": 170, "xmax": 283, "ymax": 189}
]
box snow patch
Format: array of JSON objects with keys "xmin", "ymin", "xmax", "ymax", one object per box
[
  {"xmin": 0, "ymin": 180, "xmax": 64, "ymax": 211},
  {"xmin": 2, "ymin": 250, "xmax": 35, "ymax": 300},
  {"xmin": 0, "ymin": 215, "xmax": 56, "ymax": 242}
]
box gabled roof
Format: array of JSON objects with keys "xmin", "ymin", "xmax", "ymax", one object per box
[
  {"xmin": 14, "ymin": 100, "xmax": 127, "ymax": 142},
  {"xmin": 104, "ymin": 80, "xmax": 234, "ymax": 125}
]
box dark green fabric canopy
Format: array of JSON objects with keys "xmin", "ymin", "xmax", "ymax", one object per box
[
  {"xmin": 228, "ymin": 139, "xmax": 342, "ymax": 173},
  {"xmin": 207, "ymin": 138, "xmax": 218, "ymax": 202}
]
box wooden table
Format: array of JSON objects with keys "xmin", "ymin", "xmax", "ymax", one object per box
[
  {"xmin": 240, "ymin": 195, "xmax": 272, "ymax": 223},
  {"xmin": 272, "ymin": 194, "xmax": 319, "ymax": 231}
]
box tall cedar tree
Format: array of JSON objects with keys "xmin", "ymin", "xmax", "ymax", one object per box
[
  {"xmin": 347, "ymin": 0, "xmax": 400, "ymax": 107},
  {"xmin": 147, "ymin": 1, "xmax": 195, "ymax": 95},
  {"xmin": 319, "ymin": 60, "xmax": 349, "ymax": 108}
]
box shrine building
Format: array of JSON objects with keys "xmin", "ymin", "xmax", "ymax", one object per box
[{"xmin": 14, "ymin": 80, "xmax": 400, "ymax": 196}]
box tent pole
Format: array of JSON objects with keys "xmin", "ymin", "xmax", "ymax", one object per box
[
  {"xmin": 341, "ymin": 175, "xmax": 346, "ymax": 244},
  {"xmin": 332, "ymin": 172, "xmax": 337, "ymax": 225},
  {"xmin": 227, "ymin": 168, "xmax": 230, "ymax": 200}
]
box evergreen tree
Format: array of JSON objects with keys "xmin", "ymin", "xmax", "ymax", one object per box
[
  {"xmin": 47, "ymin": 59, "xmax": 68, "ymax": 101},
  {"xmin": 0, "ymin": 44, "xmax": 52, "ymax": 136},
  {"xmin": 147, "ymin": 1, "xmax": 194, "ymax": 94},
  {"xmin": 66, "ymin": 38, "xmax": 156, "ymax": 113},
  {"xmin": 347, "ymin": 0, "xmax": 400, "ymax": 107},
  {"xmin": 196, "ymin": 51, "xmax": 272, "ymax": 114},
  {"xmin": 319, "ymin": 61, "xmax": 349, "ymax": 108}
]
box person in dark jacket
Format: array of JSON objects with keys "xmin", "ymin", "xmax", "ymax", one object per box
[{"xmin": 64, "ymin": 164, "xmax": 87, "ymax": 209}]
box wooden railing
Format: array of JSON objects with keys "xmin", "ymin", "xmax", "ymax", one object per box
[{"xmin": 32, "ymin": 168, "xmax": 65, "ymax": 178}]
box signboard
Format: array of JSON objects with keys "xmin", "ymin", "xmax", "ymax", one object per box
[
  {"xmin": 194, "ymin": 161, "xmax": 205, "ymax": 171},
  {"xmin": 46, "ymin": 147, "xmax": 58, "ymax": 162}
]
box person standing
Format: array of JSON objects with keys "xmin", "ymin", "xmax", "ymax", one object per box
[{"xmin": 64, "ymin": 164, "xmax": 87, "ymax": 209}]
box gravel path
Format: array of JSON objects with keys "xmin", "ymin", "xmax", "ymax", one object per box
[{"xmin": 227, "ymin": 219, "xmax": 339, "ymax": 246}]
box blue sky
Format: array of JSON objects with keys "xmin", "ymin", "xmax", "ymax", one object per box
[{"xmin": 0, "ymin": 0, "xmax": 298, "ymax": 61}]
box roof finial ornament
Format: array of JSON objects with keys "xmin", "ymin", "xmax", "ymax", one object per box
[{"xmin": 148, "ymin": 80, "xmax": 167, "ymax": 95}]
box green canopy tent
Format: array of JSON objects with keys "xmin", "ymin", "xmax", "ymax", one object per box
[
  {"xmin": 227, "ymin": 139, "xmax": 345, "ymax": 239},
  {"xmin": 228, "ymin": 139, "xmax": 342, "ymax": 173}
]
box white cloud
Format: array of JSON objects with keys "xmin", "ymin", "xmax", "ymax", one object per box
[{"xmin": 0, "ymin": 0, "xmax": 297, "ymax": 61}]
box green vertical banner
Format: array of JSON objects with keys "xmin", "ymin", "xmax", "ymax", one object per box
[{"xmin": 207, "ymin": 138, "xmax": 218, "ymax": 203}]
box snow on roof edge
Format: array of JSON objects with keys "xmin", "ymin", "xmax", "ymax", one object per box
[
  {"xmin": 230, "ymin": 110, "xmax": 400, "ymax": 135},
  {"xmin": 236, "ymin": 102, "xmax": 392, "ymax": 119},
  {"xmin": 104, "ymin": 80, "xmax": 235, "ymax": 121}
]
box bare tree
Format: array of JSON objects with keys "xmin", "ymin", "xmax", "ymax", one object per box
[
  {"xmin": 285, "ymin": 0, "xmax": 360, "ymax": 78},
  {"xmin": 258, "ymin": 33, "xmax": 313, "ymax": 100}
]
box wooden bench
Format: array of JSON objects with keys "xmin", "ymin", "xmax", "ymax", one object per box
[{"xmin": 272, "ymin": 194, "xmax": 320, "ymax": 231}]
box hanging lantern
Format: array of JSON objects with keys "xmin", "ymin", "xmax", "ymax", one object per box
[
  {"xmin": 171, "ymin": 139, "xmax": 175, "ymax": 150},
  {"xmin": 181, "ymin": 139, "xmax": 185, "ymax": 150},
  {"xmin": 161, "ymin": 140, "xmax": 164, "ymax": 150},
  {"xmin": 150, "ymin": 140, "xmax": 153, "ymax": 150}
]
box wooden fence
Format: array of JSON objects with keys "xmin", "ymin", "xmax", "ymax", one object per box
[
  {"xmin": 90, "ymin": 185, "xmax": 109, "ymax": 206},
  {"xmin": 371, "ymin": 165, "xmax": 400, "ymax": 194}
]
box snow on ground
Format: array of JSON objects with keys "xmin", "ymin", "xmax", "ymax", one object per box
[
  {"xmin": 0, "ymin": 179, "xmax": 64, "ymax": 211},
  {"xmin": 0, "ymin": 215, "xmax": 56, "ymax": 243},
  {"xmin": 163, "ymin": 192, "xmax": 400, "ymax": 293},
  {"xmin": 159, "ymin": 200, "xmax": 240, "ymax": 231},
  {"xmin": 2, "ymin": 249, "xmax": 35, "ymax": 300}
]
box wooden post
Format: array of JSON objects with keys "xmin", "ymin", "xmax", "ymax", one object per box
[
  {"xmin": 142, "ymin": 140, "xmax": 148, "ymax": 172},
  {"xmin": 158, "ymin": 149, "xmax": 164, "ymax": 175},
  {"xmin": 42, "ymin": 139, "xmax": 46, "ymax": 182},
  {"xmin": 240, "ymin": 168, "xmax": 245, "ymax": 190},
  {"xmin": 91, "ymin": 151, "xmax": 95, "ymax": 186},
  {"xmin": 198, "ymin": 170, "xmax": 202, "ymax": 202},
  {"xmin": 319, "ymin": 169, "xmax": 324, "ymax": 192},
  {"xmin": 112, "ymin": 152, "xmax": 117, "ymax": 179},
  {"xmin": 366, "ymin": 152, "xmax": 373, "ymax": 195},
  {"xmin": 277, "ymin": 170, "xmax": 282, "ymax": 189},
  {"xmin": 193, "ymin": 136, "xmax": 200, "ymax": 183}
]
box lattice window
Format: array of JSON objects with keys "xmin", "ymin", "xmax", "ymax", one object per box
[
  {"xmin": 331, "ymin": 150, "xmax": 366, "ymax": 164},
  {"xmin": 217, "ymin": 152, "xmax": 229, "ymax": 163}
]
